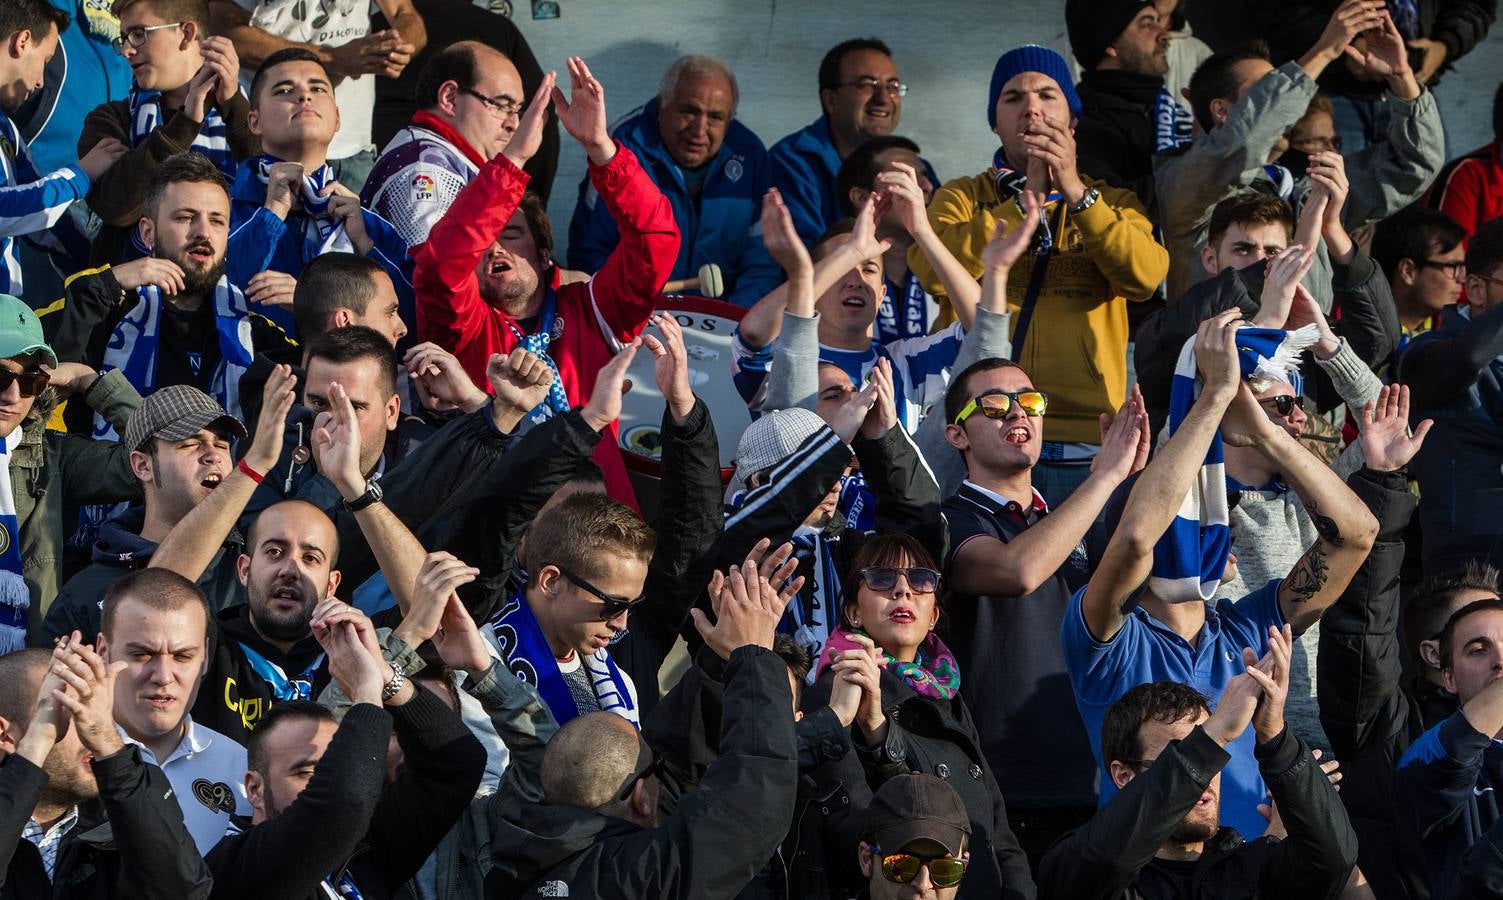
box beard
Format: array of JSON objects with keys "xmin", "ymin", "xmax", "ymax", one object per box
[
  {"xmin": 1116, "ymin": 41, "xmax": 1169, "ymax": 77},
  {"xmin": 1168, "ymin": 807, "xmax": 1219, "ymax": 845},
  {"xmin": 155, "ymin": 242, "xmax": 227, "ymax": 296},
  {"xmin": 248, "ymin": 579, "xmax": 319, "ymax": 643}
]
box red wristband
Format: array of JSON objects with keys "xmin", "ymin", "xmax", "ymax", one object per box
[{"xmin": 237, "ymin": 458, "xmax": 265, "ymax": 484}]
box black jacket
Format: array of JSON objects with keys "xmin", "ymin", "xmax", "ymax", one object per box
[
  {"xmin": 644, "ymin": 647, "xmax": 868, "ymax": 900},
  {"xmin": 1, "ymin": 746, "xmax": 213, "ymax": 900},
  {"xmin": 1075, "ymin": 69, "xmax": 1167, "ymax": 214},
  {"xmin": 1318, "ymin": 467, "xmax": 1446, "ymax": 900},
  {"xmin": 205, "ymin": 691, "xmax": 485, "ymax": 900},
  {"xmin": 486, "ymin": 645, "xmax": 799, "ymax": 899},
  {"xmin": 191, "ymin": 603, "xmax": 331, "ymax": 743},
  {"xmin": 1038, "ymin": 725, "xmax": 1358, "ymax": 900},
  {"xmin": 1135, "ymin": 250, "xmax": 1399, "ymax": 435},
  {"xmin": 806, "ymin": 667, "xmax": 1035, "ymax": 900}
]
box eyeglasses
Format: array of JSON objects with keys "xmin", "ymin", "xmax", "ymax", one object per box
[
  {"xmin": 1287, "ymin": 134, "xmax": 1344, "ymax": 152},
  {"xmin": 835, "ymin": 77, "xmax": 908, "ymax": 98},
  {"xmin": 111, "ymin": 22, "xmax": 184, "ymax": 51},
  {"xmin": 952, "ymin": 390, "xmax": 1049, "ymax": 425},
  {"xmin": 1119, "ymin": 738, "xmax": 1182, "ymax": 772},
  {"xmin": 615, "ymin": 742, "xmax": 666, "ymax": 802},
  {"xmin": 1257, "ymin": 394, "xmax": 1306, "ymax": 417},
  {"xmin": 1470, "ymin": 271, "xmax": 1503, "ymax": 290},
  {"xmin": 865, "ymin": 844, "xmax": 969, "ymax": 887},
  {"xmin": 1419, "ymin": 259, "xmax": 1466, "ymax": 281},
  {"xmin": 460, "ymin": 87, "xmax": 524, "ymax": 119},
  {"xmin": 0, "ymin": 369, "xmax": 51, "ymax": 397},
  {"xmin": 556, "ymin": 565, "xmax": 647, "ymax": 621},
  {"xmin": 859, "ymin": 566, "xmax": 940, "ymax": 593}
]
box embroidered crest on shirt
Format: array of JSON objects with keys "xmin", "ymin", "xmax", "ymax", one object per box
[
  {"xmin": 724, "ymin": 156, "xmax": 744, "ymax": 182},
  {"xmin": 192, "ymin": 779, "xmax": 237, "ymax": 814}
]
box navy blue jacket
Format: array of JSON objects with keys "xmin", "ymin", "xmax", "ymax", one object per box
[{"xmin": 1395, "ymin": 710, "xmax": 1503, "ymax": 900}]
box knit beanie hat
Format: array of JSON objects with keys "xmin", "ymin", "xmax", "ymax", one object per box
[
  {"xmin": 1066, "ymin": 0, "xmax": 1155, "ymax": 71},
  {"xmin": 987, "ymin": 45, "xmax": 1082, "ymax": 127}
]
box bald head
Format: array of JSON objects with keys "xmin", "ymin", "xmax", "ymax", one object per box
[
  {"xmin": 0, "ymin": 649, "xmax": 50, "ymax": 728},
  {"xmin": 541, "ymin": 712, "xmax": 643, "ymax": 810}
]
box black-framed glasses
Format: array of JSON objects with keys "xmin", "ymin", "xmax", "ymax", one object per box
[
  {"xmin": 1419, "ymin": 258, "xmax": 1466, "ymax": 281},
  {"xmin": 0, "ymin": 369, "xmax": 51, "ymax": 398},
  {"xmin": 859, "ymin": 566, "xmax": 940, "ymax": 594},
  {"xmin": 459, "ymin": 87, "xmax": 523, "ymax": 118},
  {"xmin": 864, "ymin": 843, "xmax": 970, "ymax": 887},
  {"xmin": 1288, "ymin": 134, "xmax": 1343, "ymax": 152},
  {"xmin": 1257, "ymin": 394, "xmax": 1306, "ymax": 417},
  {"xmin": 615, "ymin": 742, "xmax": 666, "ymax": 801},
  {"xmin": 952, "ymin": 390, "xmax": 1049, "ymax": 425},
  {"xmin": 556, "ymin": 564, "xmax": 647, "ymax": 621},
  {"xmin": 111, "ymin": 22, "xmax": 183, "ymax": 51},
  {"xmin": 834, "ymin": 77, "xmax": 908, "ymax": 98},
  {"xmin": 1119, "ymin": 738, "xmax": 1182, "ymax": 772}
]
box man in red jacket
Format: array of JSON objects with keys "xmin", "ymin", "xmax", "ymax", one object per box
[{"xmin": 413, "ymin": 56, "xmax": 680, "ymax": 504}]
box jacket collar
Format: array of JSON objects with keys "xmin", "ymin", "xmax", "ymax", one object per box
[{"xmin": 1078, "ymin": 68, "xmax": 1166, "ymax": 106}]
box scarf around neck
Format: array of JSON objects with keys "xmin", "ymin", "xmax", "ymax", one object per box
[
  {"xmin": 128, "ymin": 85, "xmax": 235, "ymax": 175},
  {"xmin": 255, "ymin": 155, "xmax": 353, "ymax": 253},
  {"xmin": 991, "ymin": 147, "xmax": 1062, "ymax": 256},
  {"xmin": 0, "ymin": 427, "xmax": 29, "ymax": 653},
  {"xmin": 820, "ymin": 627, "xmax": 961, "ymax": 700}
]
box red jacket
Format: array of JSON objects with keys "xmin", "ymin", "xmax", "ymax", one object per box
[
  {"xmin": 413, "ymin": 146, "xmax": 680, "ymax": 505},
  {"xmin": 1424, "ymin": 141, "xmax": 1503, "ymax": 237}
]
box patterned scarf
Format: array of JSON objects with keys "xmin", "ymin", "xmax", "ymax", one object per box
[
  {"xmin": 1155, "ymin": 324, "xmax": 1318, "ymax": 602},
  {"xmin": 820, "ymin": 627, "xmax": 961, "ymax": 700},
  {"xmin": 238, "ymin": 643, "xmax": 324, "ymax": 701},
  {"xmin": 1153, "ymin": 87, "xmax": 1194, "ymax": 152},
  {"xmin": 992, "ymin": 148, "xmax": 1062, "ymax": 256},
  {"xmin": 254, "ymin": 155, "xmax": 353, "ymax": 253},
  {"xmin": 504, "ymin": 289, "xmax": 572, "ymax": 419},
  {"xmin": 490, "ymin": 586, "xmax": 639, "ymax": 727},
  {"xmin": 0, "ymin": 428, "xmax": 29, "ymax": 653},
  {"xmin": 128, "ymin": 85, "xmax": 235, "ymax": 176}
]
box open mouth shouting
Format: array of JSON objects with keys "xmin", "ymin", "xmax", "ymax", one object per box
[
  {"xmin": 889, "ymin": 606, "xmax": 916, "ymax": 625},
  {"xmin": 184, "ymin": 242, "xmax": 216, "ymax": 266},
  {"xmin": 200, "ymin": 472, "xmax": 224, "ymax": 492}
]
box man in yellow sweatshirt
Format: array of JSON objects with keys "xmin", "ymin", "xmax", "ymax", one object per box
[{"xmin": 909, "ymin": 45, "xmax": 1166, "ymax": 504}]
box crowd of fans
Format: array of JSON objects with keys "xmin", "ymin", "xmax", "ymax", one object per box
[{"xmin": 1, "ymin": 0, "xmax": 1502, "ymax": 897}]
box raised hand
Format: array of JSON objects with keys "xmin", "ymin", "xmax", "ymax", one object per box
[
  {"xmin": 874, "ymin": 161, "xmax": 933, "ymax": 239},
  {"xmin": 1020, "ymin": 116, "xmax": 1085, "ymax": 203},
  {"xmin": 1311, "ymin": 0, "xmax": 1386, "ymax": 65},
  {"xmin": 111, "ymin": 256, "xmax": 186, "ymax": 294},
  {"xmin": 1360, "ymin": 384, "xmax": 1432, "ymax": 472},
  {"xmin": 182, "ymin": 61, "xmax": 217, "ymax": 123},
  {"xmin": 244, "ymin": 364, "xmax": 297, "ymax": 475},
  {"xmin": 49, "ymin": 636, "xmax": 128, "ymax": 759},
  {"xmin": 408, "ymin": 342, "xmax": 488, "ymax": 413},
  {"xmin": 1285, "ymin": 284, "xmax": 1341, "ymax": 357},
  {"xmin": 1244, "ymin": 624, "xmax": 1294, "ymax": 744},
  {"xmin": 1306, "ymin": 152, "xmax": 1350, "ymax": 234},
  {"xmin": 1410, "ymin": 37, "xmax": 1449, "ymax": 84},
  {"xmin": 847, "ymin": 194, "xmax": 894, "ymax": 263},
  {"xmin": 78, "ymin": 138, "xmax": 127, "ymax": 180},
  {"xmin": 824, "ymin": 371, "xmax": 880, "ymax": 444},
  {"xmin": 320, "ymin": 182, "xmax": 372, "ymax": 254},
  {"xmin": 642, "ymin": 312, "xmax": 694, "ymax": 424},
  {"xmin": 487, "ymin": 347, "xmax": 556, "ymax": 430},
  {"xmin": 761, "ymin": 188, "xmax": 811, "ymax": 275},
  {"xmin": 312, "ymin": 599, "xmax": 388, "ymax": 705},
  {"xmin": 394, "ymin": 551, "xmax": 481, "ymax": 648},
  {"xmin": 502, "ymin": 70, "xmax": 556, "ymax": 168},
  {"xmin": 581, "ymin": 339, "xmax": 640, "ymax": 432},
  {"xmin": 829, "ymin": 632, "xmax": 887, "ymax": 739},
  {"xmin": 200, "ymin": 36, "xmax": 241, "ymax": 105},
  {"xmin": 245, "ymin": 270, "xmax": 297, "ymax": 309},
  {"xmin": 42, "ymin": 362, "xmax": 98, "ymax": 399},
  {"xmin": 1347, "ymin": 10, "xmax": 1414, "ymax": 85},
  {"xmin": 311, "ymin": 381, "xmax": 365, "ymax": 499},
  {"xmin": 263, "ymin": 161, "xmax": 305, "ymax": 220},
  {"xmin": 732, "ymin": 537, "xmax": 803, "ymax": 605},
  {"xmin": 1203, "ymin": 667, "xmax": 1263, "ymax": 748},
  {"xmin": 1193, "ymin": 308, "xmax": 1245, "ymax": 398},
  {"xmin": 1254, "ymin": 244, "xmax": 1316, "ymax": 328},
  {"xmin": 859, "ymin": 357, "xmax": 898, "ymax": 440},
  {"xmin": 1092, "ymin": 383, "xmax": 1149, "ymax": 482},
  {"xmin": 552, "ymin": 57, "xmax": 614, "ymax": 164},
  {"xmin": 690, "ymin": 557, "xmax": 795, "ymax": 660},
  {"xmin": 1221, "ymin": 382, "xmax": 1284, "ymax": 449},
  {"xmin": 980, "ymin": 192, "xmax": 1040, "ymax": 273},
  {"xmin": 17, "ymin": 660, "xmax": 73, "ymax": 766}
]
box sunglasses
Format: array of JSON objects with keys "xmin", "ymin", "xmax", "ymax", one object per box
[
  {"xmin": 0, "ymin": 369, "xmax": 51, "ymax": 398},
  {"xmin": 1257, "ymin": 394, "xmax": 1306, "ymax": 416},
  {"xmin": 556, "ymin": 565, "xmax": 647, "ymax": 621},
  {"xmin": 615, "ymin": 742, "xmax": 667, "ymax": 802},
  {"xmin": 866, "ymin": 844, "xmax": 969, "ymax": 887},
  {"xmin": 860, "ymin": 566, "xmax": 941, "ymax": 593},
  {"xmin": 952, "ymin": 390, "xmax": 1048, "ymax": 425}
]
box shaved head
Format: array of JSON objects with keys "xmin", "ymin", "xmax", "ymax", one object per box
[
  {"xmin": 541, "ymin": 712, "xmax": 642, "ymax": 811},
  {"xmin": 0, "ymin": 649, "xmax": 49, "ymax": 726}
]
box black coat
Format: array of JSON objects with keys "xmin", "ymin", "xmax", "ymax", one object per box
[
  {"xmin": 1075, "ymin": 69, "xmax": 1167, "ymax": 215},
  {"xmin": 806, "ymin": 667, "xmax": 1035, "ymax": 900}
]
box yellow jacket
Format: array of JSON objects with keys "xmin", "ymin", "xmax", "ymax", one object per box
[{"xmin": 909, "ymin": 173, "xmax": 1166, "ymax": 443}]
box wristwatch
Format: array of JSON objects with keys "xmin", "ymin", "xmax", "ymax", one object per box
[
  {"xmin": 381, "ymin": 666, "xmax": 406, "ymax": 702},
  {"xmin": 342, "ymin": 477, "xmax": 383, "ymax": 512},
  {"xmin": 1068, "ymin": 187, "xmax": 1101, "ymax": 214}
]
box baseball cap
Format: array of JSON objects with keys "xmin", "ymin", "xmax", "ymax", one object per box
[
  {"xmin": 734, "ymin": 407, "xmax": 829, "ymax": 485},
  {"xmin": 123, "ymin": 385, "xmax": 247, "ymax": 452},
  {"xmin": 861, "ymin": 773, "xmax": 972, "ymax": 857},
  {"xmin": 0, "ymin": 294, "xmax": 58, "ymax": 368}
]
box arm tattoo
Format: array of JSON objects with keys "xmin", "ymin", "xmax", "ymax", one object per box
[
  {"xmin": 1284, "ymin": 544, "xmax": 1330, "ymax": 604},
  {"xmin": 1303, "ymin": 501, "xmax": 1345, "ymax": 548}
]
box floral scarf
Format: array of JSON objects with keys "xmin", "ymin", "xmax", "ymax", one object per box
[{"xmin": 820, "ymin": 627, "xmax": 961, "ymax": 700}]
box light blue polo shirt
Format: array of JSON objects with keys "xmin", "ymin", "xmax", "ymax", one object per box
[{"xmin": 1061, "ymin": 579, "xmax": 1283, "ymax": 839}]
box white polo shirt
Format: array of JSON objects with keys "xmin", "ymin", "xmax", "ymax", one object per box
[{"xmin": 121, "ymin": 718, "xmax": 251, "ymax": 854}]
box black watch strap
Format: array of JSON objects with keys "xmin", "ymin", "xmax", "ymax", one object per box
[{"xmin": 342, "ymin": 478, "xmax": 383, "ymax": 512}]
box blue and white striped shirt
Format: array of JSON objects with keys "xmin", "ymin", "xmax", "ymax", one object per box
[{"xmin": 0, "ymin": 111, "xmax": 90, "ymax": 296}]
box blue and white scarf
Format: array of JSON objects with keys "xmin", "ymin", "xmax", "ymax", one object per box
[
  {"xmin": 992, "ymin": 148, "xmax": 1063, "ymax": 256},
  {"xmin": 490, "ymin": 587, "xmax": 639, "ymax": 727},
  {"xmin": 876, "ymin": 271, "xmax": 935, "ymax": 343},
  {"xmin": 0, "ymin": 428, "xmax": 29, "ymax": 653},
  {"xmin": 254, "ymin": 156, "xmax": 353, "ymax": 254},
  {"xmin": 1153, "ymin": 87, "xmax": 1195, "ymax": 153},
  {"xmin": 128, "ymin": 86, "xmax": 235, "ymax": 176},
  {"xmin": 95, "ymin": 279, "xmax": 256, "ymax": 441},
  {"xmin": 238, "ymin": 643, "xmax": 325, "ymax": 701},
  {"xmin": 784, "ymin": 527, "xmax": 842, "ymax": 679},
  {"xmin": 1154, "ymin": 324, "xmax": 1318, "ymax": 602},
  {"xmin": 504, "ymin": 289, "xmax": 572, "ymax": 420}
]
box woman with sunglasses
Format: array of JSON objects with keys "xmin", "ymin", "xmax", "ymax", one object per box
[{"xmin": 807, "ymin": 533, "xmax": 1035, "ymax": 900}]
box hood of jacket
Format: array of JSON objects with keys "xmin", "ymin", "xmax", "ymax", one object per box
[
  {"xmin": 90, "ymin": 506, "xmax": 157, "ymax": 566},
  {"xmin": 488, "ymin": 802, "xmax": 640, "ymax": 891}
]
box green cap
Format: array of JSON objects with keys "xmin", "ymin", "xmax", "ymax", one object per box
[{"xmin": 0, "ymin": 294, "xmax": 58, "ymax": 368}]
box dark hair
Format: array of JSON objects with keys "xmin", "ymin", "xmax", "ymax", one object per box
[
  {"xmin": 1187, "ymin": 40, "xmax": 1271, "ymax": 133},
  {"xmin": 1466, "ymin": 216, "xmax": 1503, "ymax": 281},
  {"xmin": 1371, "ymin": 206, "xmax": 1467, "ymax": 280},
  {"xmin": 943, "ymin": 357, "xmax": 1025, "ymax": 426},
  {"xmin": 1205, "ymin": 191, "xmax": 1293, "ymax": 248},
  {"xmin": 818, "ymin": 37, "xmax": 893, "ymax": 91},
  {"xmin": 144, "ymin": 151, "xmax": 229, "ymax": 219},
  {"xmin": 566, "ymin": 459, "xmax": 607, "ymax": 490},
  {"xmin": 0, "ymin": 0, "xmax": 69, "ymax": 42},
  {"xmin": 101, "ymin": 568, "xmax": 210, "ymax": 639},
  {"xmin": 305, "ymin": 325, "xmax": 398, "ymax": 397},
  {"xmin": 840, "ymin": 533, "xmax": 940, "ymax": 628},
  {"xmin": 524, "ymin": 491, "xmax": 656, "ymax": 586},
  {"xmin": 1101, "ymin": 681, "xmax": 1210, "ymax": 767},
  {"xmin": 1407, "ymin": 559, "xmax": 1502, "ymax": 666},
  {"xmin": 250, "ymin": 47, "xmax": 328, "ymax": 107},
  {"xmin": 1438, "ymin": 597, "xmax": 1503, "ymax": 669},
  {"xmin": 112, "ymin": 0, "xmax": 208, "ymax": 27},
  {"xmin": 416, "ymin": 41, "xmax": 481, "ymax": 110},
  {"xmin": 293, "ymin": 254, "xmax": 384, "ymax": 342},
  {"xmin": 517, "ymin": 191, "xmax": 555, "ymax": 266},
  {"xmin": 836, "ymin": 136, "xmax": 922, "ymax": 217},
  {"xmin": 247, "ymin": 700, "xmax": 335, "ymax": 776},
  {"xmin": 772, "ymin": 634, "xmax": 811, "ymax": 706}
]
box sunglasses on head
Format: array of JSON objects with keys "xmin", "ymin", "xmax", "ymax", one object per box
[
  {"xmin": 1258, "ymin": 394, "xmax": 1306, "ymax": 416},
  {"xmin": 865, "ymin": 843, "xmax": 970, "ymax": 887},
  {"xmin": 0, "ymin": 368, "xmax": 50, "ymax": 398},
  {"xmin": 556, "ymin": 565, "xmax": 647, "ymax": 621},
  {"xmin": 859, "ymin": 566, "xmax": 941, "ymax": 593},
  {"xmin": 952, "ymin": 390, "xmax": 1048, "ymax": 425}
]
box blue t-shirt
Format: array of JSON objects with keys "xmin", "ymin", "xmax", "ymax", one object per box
[{"xmin": 1061, "ymin": 579, "xmax": 1284, "ymax": 839}]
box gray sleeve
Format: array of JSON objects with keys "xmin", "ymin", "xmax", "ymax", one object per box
[
  {"xmin": 762, "ymin": 311, "xmax": 821, "ymax": 412},
  {"xmin": 914, "ymin": 305, "xmax": 1011, "ymax": 499},
  {"xmin": 1341, "ymin": 88, "xmax": 1446, "ymax": 228},
  {"xmin": 1318, "ymin": 338, "xmax": 1385, "ymax": 479},
  {"xmin": 467, "ymin": 660, "xmax": 558, "ymax": 806}
]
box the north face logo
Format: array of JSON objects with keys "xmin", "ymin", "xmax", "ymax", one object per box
[{"xmin": 537, "ymin": 881, "xmax": 570, "ymax": 897}]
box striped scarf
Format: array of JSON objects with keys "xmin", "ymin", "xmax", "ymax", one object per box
[
  {"xmin": 1154, "ymin": 324, "xmax": 1318, "ymax": 602},
  {"xmin": 0, "ymin": 428, "xmax": 28, "ymax": 653},
  {"xmin": 254, "ymin": 156, "xmax": 353, "ymax": 254},
  {"xmin": 992, "ymin": 147, "xmax": 1062, "ymax": 256},
  {"xmin": 128, "ymin": 86, "xmax": 235, "ymax": 176}
]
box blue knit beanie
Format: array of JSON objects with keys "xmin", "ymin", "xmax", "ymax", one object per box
[{"xmin": 987, "ymin": 45, "xmax": 1082, "ymax": 127}]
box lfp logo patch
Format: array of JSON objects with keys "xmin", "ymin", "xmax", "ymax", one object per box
[{"xmin": 411, "ymin": 173, "xmax": 436, "ymax": 203}]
